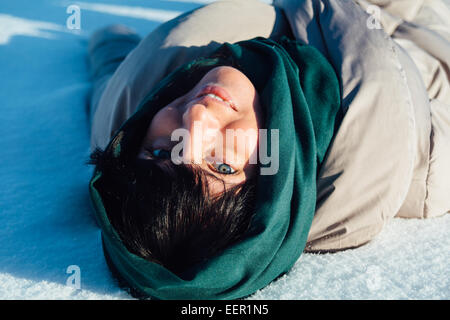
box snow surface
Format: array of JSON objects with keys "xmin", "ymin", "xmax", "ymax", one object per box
[{"xmin": 0, "ymin": 0, "xmax": 448, "ymax": 300}]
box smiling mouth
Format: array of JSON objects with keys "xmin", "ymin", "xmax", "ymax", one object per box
[{"xmin": 195, "ymin": 85, "xmax": 238, "ymax": 111}]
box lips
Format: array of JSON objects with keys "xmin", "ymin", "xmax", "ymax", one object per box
[{"xmin": 195, "ymin": 85, "xmax": 238, "ymax": 111}]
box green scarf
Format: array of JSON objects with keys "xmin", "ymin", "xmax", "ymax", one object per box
[{"xmin": 89, "ymin": 36, "xmax": 342, "ymax": 299}]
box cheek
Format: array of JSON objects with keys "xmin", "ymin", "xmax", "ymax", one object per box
[
  {"xmin": 222, "ymin": 120, "xmax": 259, "ymax": 163},
  {"xmin": 225, "ymin": 119, "xmax": 259, "ymax": 139},
  {"xmin": 146, "ymin": 107, "xmax": 180, "ymax": 138}
]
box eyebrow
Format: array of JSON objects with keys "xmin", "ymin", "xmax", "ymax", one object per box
[
  {"xmin": 142, "ymin": 141, "xmax": 246, "ymax": 182},
  {"xmin": 203, "ymin": 166, "xmax": 247, "ymax": 191},
  {"xmin": 143, "ymin": 157, "xmax": 245, "ymax": 197}
]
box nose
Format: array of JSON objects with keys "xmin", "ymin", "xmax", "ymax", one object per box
[{"xmin": 181, "ymin": 104, "xmax": 221, "ymax": 164}]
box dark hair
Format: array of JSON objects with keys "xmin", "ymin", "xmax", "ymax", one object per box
[{"xmin": 89, "ymin": 148, "xmax": 258, "ymax": 277}]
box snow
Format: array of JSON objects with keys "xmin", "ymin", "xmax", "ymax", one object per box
[{"xmin": 0, "ymin": 0, "xmax": 448, "ymax": 300}]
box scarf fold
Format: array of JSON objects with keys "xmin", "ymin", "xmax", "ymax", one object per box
[{"xmin": 89, "ymin": 35, "xmax": 342, "ymax": 299}]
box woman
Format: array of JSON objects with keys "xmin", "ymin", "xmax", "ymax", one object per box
[{"xmin": 88, "ymin": 0, "xmax": 450, "ymax": 299}]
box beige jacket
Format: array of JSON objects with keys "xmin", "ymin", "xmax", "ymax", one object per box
[{"xmin": 90, "ymin": 0, "xmax": 450, "ymax": 252}]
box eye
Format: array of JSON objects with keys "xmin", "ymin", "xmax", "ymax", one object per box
[
  {"xmin": 150, "ymin": 148, "xmax": 171, "ymax": 159},
  {"xmin": 211, "ymin": 162, "xmax": 237, "ymax": 175}
]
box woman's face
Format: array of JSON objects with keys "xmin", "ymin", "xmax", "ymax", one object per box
[{"xmin": 139, "ymin": 66, "xmax": 264, "ymax": 194}]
